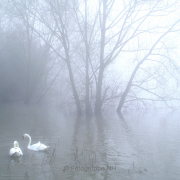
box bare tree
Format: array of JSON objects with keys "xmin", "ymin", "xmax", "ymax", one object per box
[
  {"xmin": 115, "ymin": 1, "xmax": 180, "ymax": 113},
  {"xmin": 4, "ymin": 0, "xmax": 55, "ymax": 103},
  {"xmin": 89, "ymin": 0, "xmax": 180, "ymax": 114},
  {"xmin": 30, "ymin": 0, "xmax": 83, "ymax": 114},
  {"xmin": 2, "ymin": 0, "xmax": 180, "ymax": 116}
]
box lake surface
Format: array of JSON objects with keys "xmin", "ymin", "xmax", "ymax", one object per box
[{"xmin": 0, "ymin": 103, "xmax": 180, "ymax": 180}]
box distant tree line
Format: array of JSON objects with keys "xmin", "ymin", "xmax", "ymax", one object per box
[{"xmin": 0, "ymin": 0, "xmax": 180, "ymax": 116}]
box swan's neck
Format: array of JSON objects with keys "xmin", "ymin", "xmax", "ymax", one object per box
[
  {"xmin": 26, "ymin": 134, "xmax": 31, "ymax": 147},
  {"xmin": 14, "ymin": 141, "xmax": 19, "ymax": 147},
  {"xmin": 16, "ymin": 142, "xmax": 19, "ymax": 147},
  {"xmin": 14, "ymin": 141, "xmax": 16, "ymax": 147}
]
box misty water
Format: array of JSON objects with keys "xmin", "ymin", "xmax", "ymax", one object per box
[{"xmin": 0, "ymin": 103, "xmax": 180, "ymax": 180}]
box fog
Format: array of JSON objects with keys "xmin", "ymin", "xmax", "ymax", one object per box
[
  {"xmin": 0, "ymin": 0, "xmax": 180, "ymax": 114},
  {"xmin": 1, "ymin": 0, "xmax": 180, "ymax": 179}
]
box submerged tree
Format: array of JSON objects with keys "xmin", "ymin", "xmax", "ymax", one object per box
[
  {"xmin": 1, "ymin": 0, "xmax": 180, "ymax": 115},
  {"xmin": 69, "ymin": 0, "xmax": 180, "ymax": 114},
  {"xmin": 87, "ymin": 0, "xmax": 180, "ymax": 114}
]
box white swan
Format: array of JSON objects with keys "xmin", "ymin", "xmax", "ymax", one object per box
[
  {"xmin": 22, "ymin": 134, "xmax": 50, "ymax": 151},
  {"xmin": 9, "ymin": 141, "xmax": 23, "ymax": 157}
]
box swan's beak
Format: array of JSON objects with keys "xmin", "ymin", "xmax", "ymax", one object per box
[{"xmin": 13, "ymin": 152, "xmax": 17, "ymax": 155}]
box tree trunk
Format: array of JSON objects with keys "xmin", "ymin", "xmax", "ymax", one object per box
[
  {"xmin": 58, "ymin": 7, "xmax": 82, "ymax": 115},
  {"xmin": 95, "ymin": 0, "xmax": 107, "ymax": 115},
  {"xmin": 66, "ymin": 59, "xmax": 82, "ymax": 115},
  {"xmin": 25, "ymin": 23, "xmax": 31, "ymax": 104},
  {"xmin": 85, "ymin": 0, "xmax": 90, "ymax": 116}
]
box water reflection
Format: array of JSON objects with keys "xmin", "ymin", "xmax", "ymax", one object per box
[
  {"xmin": 0, "ymin": 104, "xmax": 180, "ymax": 179},
  {"xmin": 10, "ymin": 156, "xmax": 22, "ymax": 163}
]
